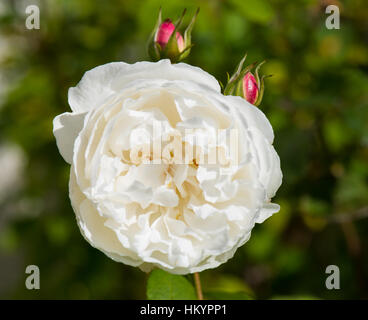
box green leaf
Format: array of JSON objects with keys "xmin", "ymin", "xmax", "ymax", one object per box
[
  {"xmin": 204, "ymin": 291, "xmax": 254, "ymax": 300},
  {"xmin": 147, "ymin": 270, "xmax": 197, "ymax": 300}
]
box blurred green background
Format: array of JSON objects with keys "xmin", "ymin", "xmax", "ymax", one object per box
[{"xmin": 0, "ymin": 0, "xmax": 367, "ymax": 299}]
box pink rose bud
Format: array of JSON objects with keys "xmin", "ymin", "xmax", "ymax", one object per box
[
  {"xmin": 224, "ymin": 56, "xmax": 267, "ymax": 106},
  {"xmin": 176, "ymin": 32, "xmax": 185, "ymax": 52},
  {"xmin": 155, "ymin": 19, "xmax": 184, "ymax": 52},
  {"xmin": 148, "ymin": 8, "xmax": 199, "ymax": 63},
  {"xmin": 155, "ymin": 20, "xmax": 175, "ymax": 48},
  {"xmin": 243, "ymin": 72, "xmax": 259, "ymax": 105}
]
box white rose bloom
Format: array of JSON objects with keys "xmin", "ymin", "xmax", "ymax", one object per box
[{"xmin": 53, "ymin": 59, "xmax": 282, "ymax": 274}]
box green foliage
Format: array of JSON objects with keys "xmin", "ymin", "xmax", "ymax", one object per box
[
  {"xmin": 202, "ymin": 274, "xmax": 255, "ymax": 300},
  {"xmin": 229, "ymin": 0, "xmax": 275, "ymax": 24},
  {"xmin": 146, "ymin": 270, "xmax": 196, "ymax": 300}
]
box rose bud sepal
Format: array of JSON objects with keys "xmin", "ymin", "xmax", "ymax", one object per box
[
  {"xmin": 253, "ymin": 61, "xmax": 272, "ymax": 106},
  {"xmin": 147, "ymin": 7, "xmax": 163, "ymax": 61},
  {"xmin": 178, "ymin": 7, "xmax": 200, "ymax": 61}
]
